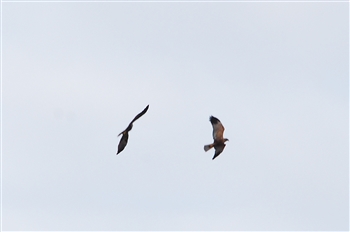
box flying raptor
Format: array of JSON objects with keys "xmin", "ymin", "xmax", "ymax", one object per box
[
  {"xmin": 116, "ymin": 105, "xmax": 149, "ymax": 155},
  {"xmin": 204, "ymin": 116, "xmax": 229, "ymax": 160}
]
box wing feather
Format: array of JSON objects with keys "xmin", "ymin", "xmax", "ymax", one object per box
[
  {"xmin": 117, "ymin": 132, "xmax": 129, "ymax": 154},
  {"xmin": 212, "ymin": 143, "xmax": 226, "ymax": 160},
  {"xmin": 130, "ymin": 105, "xmax": 149, "ymax": 124},
  {"xmin": 210, "ymin": 116, "xmax": 225, "ymax": 141}
]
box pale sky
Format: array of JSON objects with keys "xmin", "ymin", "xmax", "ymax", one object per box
[{"xmin": 2, "ymin": 1, "xmax": 349, "ymax": 231}]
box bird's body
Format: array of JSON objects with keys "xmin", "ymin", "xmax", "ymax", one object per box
[
  {"xmin": 117, "ymin": 105, "xmax": 149, "ymax": 154},
  {"xmin": 204, "ymin": 116, "xmax": 229, "ymax": 160}
]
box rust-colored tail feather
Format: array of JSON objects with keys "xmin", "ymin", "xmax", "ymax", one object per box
[{"xmin": 204, "ymin": 144, "xmax": 214, "ymax": 152}]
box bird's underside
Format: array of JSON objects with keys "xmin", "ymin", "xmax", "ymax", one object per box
[
  {"xmin": 116, "ymin": 105, "xmax": 149, "ymax": 155},
  {"xmin": 204, "ymin": 116, "xmax": 229, "ymax": 160}
]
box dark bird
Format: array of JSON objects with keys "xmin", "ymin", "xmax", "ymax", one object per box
[
  {"xmin": 204, "ymin": 116, "xmax": 229, "ymax": 160},
  {"xmin": 117, "ymin": 105, "xmax": 149, "ymax": 155}
]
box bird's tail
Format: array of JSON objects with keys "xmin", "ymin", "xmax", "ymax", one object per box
[{"xmin": 204, "ymin": 144, "xmax": 214, "ymax": 152}]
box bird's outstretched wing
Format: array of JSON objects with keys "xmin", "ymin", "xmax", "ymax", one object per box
[
  {"xmin": 130, "ymin": 105, "xmax": 149, "ymax": 124},
  {"xmin": 117, "ymin": 132, "xmax": 129, "ymax": 154},
  {"xmin": 212, "ymin": 143, "xmax": 226, "ymax": 160},
  {"xmin": 210, "ymin": 116, "xmax": 225, "ymax": 141},
  {"xmin": 118, "ymin": 105, "xmax": 149, "ymax": 136}
]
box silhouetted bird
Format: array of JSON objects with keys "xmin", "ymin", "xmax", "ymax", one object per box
[
  {"xmin": 204, "ymin": 116, "xmax": 229, "ymax": 160},
  {"xmin": 117, "ymin": 105, "xmax": 149, "ymax": 155}
]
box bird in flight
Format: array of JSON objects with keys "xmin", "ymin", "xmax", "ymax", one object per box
[
  {"xmin": 117, "ymin": 105, "xmax": 149, "ymax": 155},
  {"xmin": 204, "ymin": 116, "xmax": 229, "ymax": 160}
]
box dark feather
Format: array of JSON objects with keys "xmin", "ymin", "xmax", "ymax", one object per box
[
  {"xmin": 210, "ymin": 116, "xmax": 220, "ymax": 124},
  {"xmin": 212, "ymin": 143, "xmax": 226, "ymax": 160},
  {"xmin": 116, "ymin": 105, "xmax": 149, "ymax": 155},
  {"xmin": 117, "ymin": 132, "xmax": 129, "ymax": 154},
  {"xmin": 130, "ymin": 105, "xmax": 149, "ymax": 124}
]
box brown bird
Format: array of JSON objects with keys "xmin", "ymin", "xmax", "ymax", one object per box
[
  {"xmin": 117, "ymin": 105, "xmax": 149, "ymax": 155},
  {"xmin": 204, "ymin": 116, "xmax": 229, "ymax": 160}
]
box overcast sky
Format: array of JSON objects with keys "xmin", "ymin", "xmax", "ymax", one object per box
[{"xmin": 2, "ymin": 1, "xmax": 349, "ymax": 231}]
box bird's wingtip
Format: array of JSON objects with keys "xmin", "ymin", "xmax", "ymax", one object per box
[{"xmin": 209, "ymin": 116, "xmax": 220, "ymax": 124}]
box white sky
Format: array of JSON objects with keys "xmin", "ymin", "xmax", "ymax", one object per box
[{"xmin": 2, "ymin": 1, "xmax": 349, "ymax": 231}]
